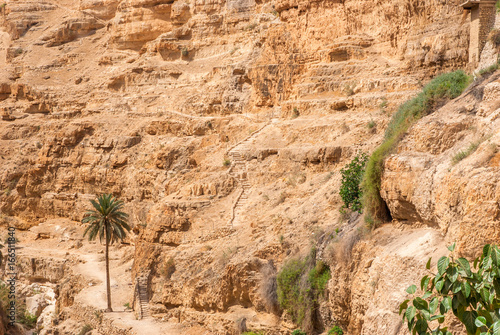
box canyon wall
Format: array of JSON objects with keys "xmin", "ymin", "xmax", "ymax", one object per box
[{"xmin": 0, "ymin": 0, "xmax": 498, "ymax": 334}]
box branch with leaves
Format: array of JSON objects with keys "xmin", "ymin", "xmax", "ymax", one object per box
[{"xmin": 400, "ymin": 243, "xmax": 500, "ymax": 335}]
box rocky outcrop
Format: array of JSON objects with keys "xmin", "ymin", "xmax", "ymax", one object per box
[{"xmin": 381, "ymin": 74, "xmax": 500, "ymax": 258}]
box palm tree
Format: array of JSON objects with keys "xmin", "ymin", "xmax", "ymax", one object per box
[{"xmin": 82, "ymin": 194, "xmax": 130, "ymax": 312}]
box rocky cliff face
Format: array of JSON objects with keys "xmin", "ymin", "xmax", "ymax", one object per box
[{"xmin": 0, "ymin": 0, "xmax": 494, "ymax": 333}]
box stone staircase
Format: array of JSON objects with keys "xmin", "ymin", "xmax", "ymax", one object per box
[
  {"xmin": 227, "ymin": 123, "xmax": 270, "ymax": 228},
  {"xmin": 134, "ymin": 274, "xmax": 150, "ymax": 320}
]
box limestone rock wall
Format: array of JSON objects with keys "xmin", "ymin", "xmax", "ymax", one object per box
[{"xmin": 0, "ymin": 0, "xmax": 487, "ymax": 333}]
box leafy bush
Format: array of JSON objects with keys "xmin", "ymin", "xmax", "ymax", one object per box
[
  {"xmin": 242, "ymin": 332, "xmax": 263, "ymax": 335},
  {"xmin": 277, "ymin": 248, "xmax": 331, "ymax": 332},
  {"xmin": 400, "ymin": 243, "xmax": 500, "ymax": 335},
  {"xmin": 339, "ymin": 152, "xmax": 368, "ymax": 213},
  {"xmin": 292, "ymin": 330, "xmax": 307, "ymax": 335},
  {"xmin": 292, "ymin": 107, "xmax": 300, "ymax": 119},
  {"xmin": 223, "ymin": 158, "xmax": 231, "ymax": 166},
  {"xmin": 362, "ymin": 70, "xmax": 471, "ymax": 227},
  {"xmin": 328, "ymin": 326, "xmax": 344, "ymax": 335}
]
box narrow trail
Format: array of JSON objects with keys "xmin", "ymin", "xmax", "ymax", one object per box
[
  {"xmin": 228, "ymin": 122, "xmax": 272, "ymax": 228},
  {"xmin": 19, "ymin": 242, "xmax": 184, "ymax": 335}
]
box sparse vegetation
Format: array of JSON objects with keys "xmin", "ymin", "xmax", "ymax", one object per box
[
  {"xmin": 277, "ymin": 248, "xmax": 331, "ymax": 332},
  {"xmin": 160, "ymin": 257, "xmax": 176, "ymax": 279},
  {"xmin": 78, "ymin": 324, "xmax": 93, "ymax": 335},
  {"xmin": 181, "ymin": 47, "xmax": 188, "ymax": 57},
  {"xmin": 362, "ymin": 70, "xmax": 471, "ymax": 227},
  {"xmin": 245, "ymin": 23, "xmax": 258, "ymax": 31},
  {"xmin": 93, "ymin": 310, "xmax": 103, "ymax": 323},
  {"xmin": 18, "ymin": 310, "xmax": 37, "ymax": 328},
  {"xmin": 367, "ymin": 120, "xmax": 376, "ymax": 129},
  {"xmin": 344, "ymin": 82, "xmax": 356, "ymax": 96},
  {"xmin": 328, "ymin": 326, "xmax": 344, "ymax": 335},
  {"xmin": 223, "ymin": 158, "xmax": 231, "ymax": 166},
  {"xmin": 339, "ymin": 152, "xmax": 368, "ymax": 213},
  {"xmin": 488, "ymin": 29, "xmax": 500, "ymax": 47},
  {"xmin": 291, "ymin": 330, "xmax": 307, "ymax": 335},
  {"xmin": 452, "ymin": 141, "xmax": 480, "ymax": 165},
  {"xmin": 123, "ymin": 302, "xmax": 132, "ymax": 310},
  {"xmin": 291, "ymin": 107, "xmax": 300, "ymax": 119},
  {"xmin": 478, "ymin": 59, "xmax": 500, "ymax": 77},
  {"xmin": 242, "ymin": 332, "xmax": 263, "ymax": 335}
]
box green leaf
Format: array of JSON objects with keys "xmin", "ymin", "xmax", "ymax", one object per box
[
  {"xmin": 422, "ymin": 291, "xmax": 432, "ymax": 299},
  {"xmin": 481, "ymin": 287, "xmax": 490, "ymax": 304},
  {"xmin": 426, "ymin": 258, "xmax": 432, "ymax": 270},
  {"xmin": 406, "ymin": 306, "xmax": 416, "ymax": 323},
  {"xmin": 492, "ymin": 320, "xmax": 500, "ymax": 335},
  {"xmin": 457, "ymin": 291, "xmax": 467, "ymax": 307},
  {"xmin": 416, "ymin": 319, "xmax": 428, "ymax": 334},
  {"xmin": 430, "ymin": 314, "xmax": 445, "ymax": 321},
  {"xmin": 475, "ymin": 316, "xmax": 487, "ymax": 327},
  {"xmin": 462, "ymin": 282, "xmax": 472, "ymax": 298},
  {"xmin": 438, "ymin": 257, "xmax": 450, "ymax": 276},
  {"xmin": 421, "ymin": 275, "xmax": 429, "ymax": 291},
  {"xmin": 461, "ymin": 311, "xmax": 478, "ymax": 335},
  {"xmin": 484, "ymin": 244, "xmax": 491, "ymax": 258},
  {"xmin": 436, "ymin": 280, "xmax": 444, "ymax": 293},
  {"xmin": 447, "ymin": 266, "xmax": 459, "ymax": 283},
  {"xmin": 413, "ymin": 297, "xmax": 429, "ymax": 311},
  {"xmin": 399, "ymin": 300, "xmax": 409, "ymax": 315},
  {"xmin": 429, "ymin": 297, "xmax": 439, "ymax": 314},
  {"xmin": 448, "ymin": 243, "xmax": 456, "ymax": 252},
  {"xmin": 406, "ymin": 285, "xmax": 417, "ymax": 295}
]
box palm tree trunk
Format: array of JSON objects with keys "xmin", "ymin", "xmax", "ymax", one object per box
[{"xmin": 105, "ymin": 223, "xmax": 113, "ymax": 312}]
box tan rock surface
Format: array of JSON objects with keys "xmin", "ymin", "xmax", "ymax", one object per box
[{"xmin": 0, "ymin": 0, "xmax": 496, "ymax": 333}]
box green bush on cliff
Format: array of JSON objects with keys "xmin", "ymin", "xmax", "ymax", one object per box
[
  {"xmin": 362, "ymin": 70, "xmax": 471, "ymax": 227},
  {"xmin": 339, "ymin": 152, "xmax": 368, "ymax": 213},
  {"xmin": 277, "ymin": 248, "xmax": 331, "ymax": 332},
  {"xmin": 400, "ymin": 243, "xmax": 500, "ymax": 335}
]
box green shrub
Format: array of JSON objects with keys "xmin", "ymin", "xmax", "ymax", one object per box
[
  {"xmin": 367, "ymin": 120, "xmax": 376, "ymax": 129},
  {"xmin": 223, "ymin": 158, "xmax": 231, "ymax": 166},
  {"xmin": 339, "ymin": 152, "xmax": 368, "ymax": 213},
  {"xmin": 18, "ymin": 310, "xmax": 37, "ymax": 328},
  {"xmin": 242, "ymin": 332, "xmax": 263, "ymax": 335},
  {"xmin": 292, "ymin": 330, "xmax": 307, "ymax": 335},
  {"xmin": 277, "ymin": 248, "xmax": 330, "ymax": 332},
  {"xmin": 400, "ymin": 243, "xmax": 500, "ymax": 335},
  {"xmin": 362, "ymin": 70, "xmax": 471, "ymax": 227},
  {"xmin": 328, "ymin": 326, "xmax": 344, "ymax": 335},
  {"xmin": 292, "ymin": 107, "xmax": 300, "ymax": 119}
]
